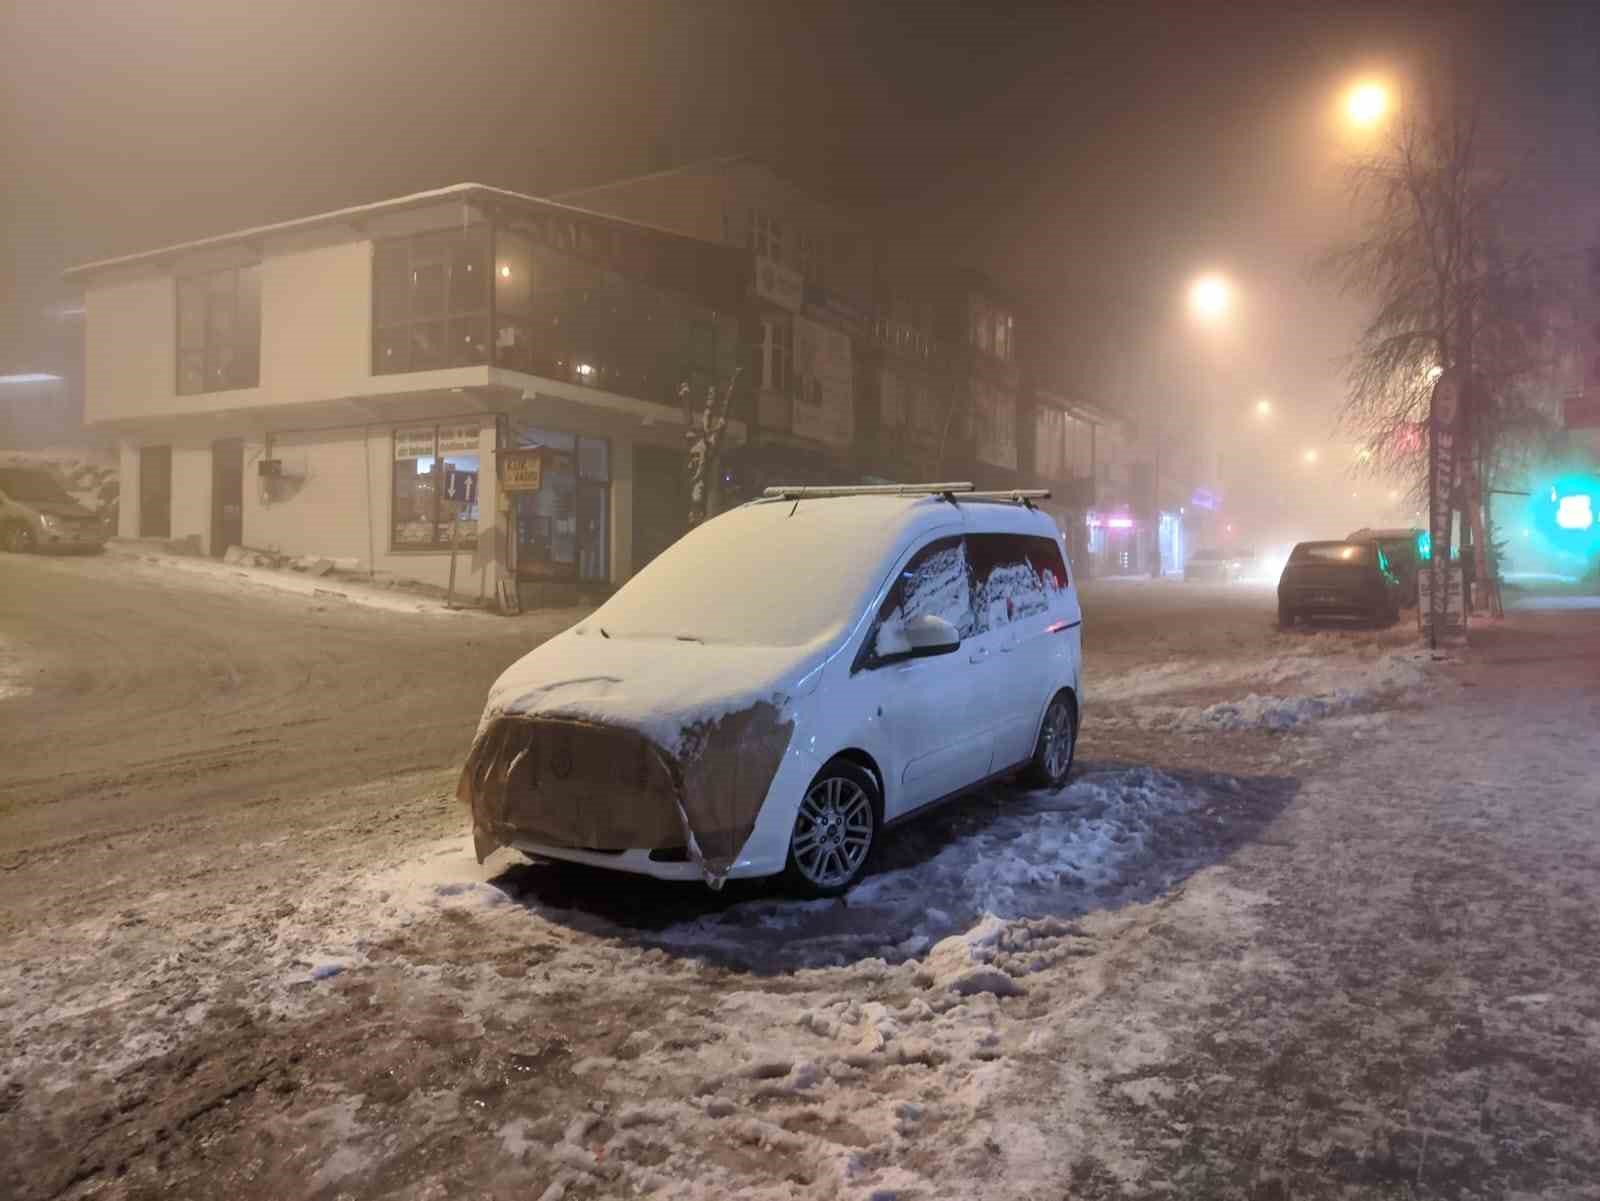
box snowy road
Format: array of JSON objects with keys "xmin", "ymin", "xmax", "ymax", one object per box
[{"xmin": 4, "ymin": 554, "xmax": 1598, "ymax": 1199}]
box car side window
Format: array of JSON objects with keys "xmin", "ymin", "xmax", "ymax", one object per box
[
  {"xmin": 861, "ymin": 535, "xmax": 973, "ymax": 666},
  {"xmin": 966, "ymin": 532, "xmax": 1061, "ymax": 634}
]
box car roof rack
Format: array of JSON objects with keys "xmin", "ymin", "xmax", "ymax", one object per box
[{"xmin": 760, "ymin": 482, "xmax": 1052, "ymax": 508}]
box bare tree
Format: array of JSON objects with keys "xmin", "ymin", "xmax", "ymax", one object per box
[
  {"xmin": 1318, "ymin": 66, "xmax": 1563, "ymax": 615},
  {"xmin": 682, "ymin": 368, "xmax": 742, "ymax": 528}
]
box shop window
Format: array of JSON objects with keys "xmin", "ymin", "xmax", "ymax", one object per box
[
  {"xmin": 373, "ymin": 228, "xmax": 491, "ymax": 375},
  {"xmin": 391, "ymin": 423, "xmax": 481, "ymax": 550},
  {"xmin": 176, "ymin": 266, "xmax": 260, "ymax": 394}
]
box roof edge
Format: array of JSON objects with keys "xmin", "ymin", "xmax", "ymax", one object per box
[{"xmin": 62, "ymin": 182, "xmax": 735, "ymax": 282}]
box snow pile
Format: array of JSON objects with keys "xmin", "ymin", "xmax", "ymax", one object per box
[
  {"xmin": 654, "ymin": 766, "xmax": 1195, "ymax": 969},
  {"xmin": 1112, "ymin": 648, "xmax": 1433, "ymax": 734}
]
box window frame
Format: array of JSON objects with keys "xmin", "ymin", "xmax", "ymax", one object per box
[
  {"xmin": 372, "ymin": 226, "xmax": 492, "ymax": 377},
  {"xmin": 853, "ymin": 534, "xmax": 973, "ymax": 674},
  {"xmin": 175, "ymin": 265, "xmax": 261, "ymax": 395}
]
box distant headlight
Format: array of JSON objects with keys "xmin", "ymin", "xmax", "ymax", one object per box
[{"xmin": 37, "ymin": 513, "xmax": 62, "ymax": 531}]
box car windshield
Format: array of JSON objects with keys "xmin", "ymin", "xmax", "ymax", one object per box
[
  {"xmin": 585, "ymin": 501, "xmax": 898, "ymax": 647},
  {"xmin": 0, "ymin": 468, "xmax": 72, "ymax": 504},
  {"xmin": 1291, "ymin": 542, "xmax": 1371, "ymax": 565}
]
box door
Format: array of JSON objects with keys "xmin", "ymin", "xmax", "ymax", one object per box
[
  {"xmin": 858, "ymin": 535, "xmax": 992, "ymax": 818},
  {"xmin": 965, "ymin": 532, "xmax": 1055, "ymax": 770},
  {"xmin": 210, "ymin": 439, "xmax": 243, "ymax": 557},
  {"xmin": 632, "ymin": 444, "xmax": 687, "ymax": 574},
  {"xmin": 139, "ymin": 445, "xmax": 171, "ymax": 539}
]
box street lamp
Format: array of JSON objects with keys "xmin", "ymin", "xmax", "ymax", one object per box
[
  {"xmin": 1345, "ymin": 80, "xmax": 1390, "ymax": 128},
  {"xmin": 1303, "ymin": 448, "xmax": 1319, "ymax": 465},
  {"xmin": 1188, "ymin": 273, "xmax": 1232, "ymax": 324},
  {"xmin": 1254, "ymin": 398, "xmax": 1272, "ymax": 418}
]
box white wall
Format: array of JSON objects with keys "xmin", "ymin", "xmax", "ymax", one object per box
[
  {"xmin": 239, "ymin": 418, "xmax": 498, "ymax": 598},
  {"xmin": 170, "ymin": 444, "xmax": 212, "ymax": 551},
  {"xmin": 84, "ymin": 235, "xmax": 369, "ymax": 427}
]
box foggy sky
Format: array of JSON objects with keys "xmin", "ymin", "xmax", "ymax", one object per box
[{"xmin": 3, "ymin": 0, "xmax": 1592, "ymax": 533}]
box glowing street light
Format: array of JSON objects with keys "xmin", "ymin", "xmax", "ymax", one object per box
[
  {"xmin": 1303, "ymin": 448, "xmax": 1319, "ymax": 465},
  {"xmin": 1254, "ymin": 398, "xmax": 1272, "ymax": 418},
  {"xmin": 1188, "ymin": 273, "xmax": 1232, "ymax": 324},
  {"xmin": 1345, "ymin": 80, "xmax": 1390, "ymax": 128}
]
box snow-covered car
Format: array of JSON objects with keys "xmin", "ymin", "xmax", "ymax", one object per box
[
  {"xmin": 460, "ymin": 486, "xmax": 1084, "ymax": 897},
  {"xmin": 0, "ymin": 466, "xmax": 108, "ymax": 554}
]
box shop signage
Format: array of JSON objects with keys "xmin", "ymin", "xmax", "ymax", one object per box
[
  {"xmin": 1418, "ymin": 560, "xmax": 1466, "ymax": 642},
  {"xmin": 803, "ymin": 282, "xmax": 868, "ymax": 336},
  {"xmin": 1427, "ymin": 369, "xmax": 1462, "ymax": 647},
  {"xmin": 438, "ymin": 423, "xmax": 481, "ymax": 454},
  {"xmin": 754, "ymin": 255, "xmax": 804, "ymax": 312},
  {"xmin": 394, "ymin": 426, "xmax": 437, "ymax": 460},
  {"xmin": 498, "ymin": 448, "xmax": 544, "ymax": 493}
]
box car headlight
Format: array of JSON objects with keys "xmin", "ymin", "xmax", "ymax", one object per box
[{"xmin": 37, "ymin": 513, "xmax": 61, "ymax": 532}]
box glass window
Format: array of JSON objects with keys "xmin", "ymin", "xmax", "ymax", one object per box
[
  {"xmin": 391, "ymin": 423, "xmax": 481, "ymax": 550},
  {"xmin": 862, "ymin": 536, "xmax": 973, "ymax": 666},
  {"xmin": 176, "ymin": 266, "xmax": 261, "ymax": 395},
  {"xmin": 967, "ymin": 534, "xmax": 1059, "ymax": 634},
  {"xmin": 577, "ymin": 436, "xmax": 609, "ymax": 481},
  {"xmin": 373, "ymin": 227, "xmax": 491, "ymax": 376}
]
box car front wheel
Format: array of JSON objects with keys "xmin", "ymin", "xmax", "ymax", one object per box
[
  {"xmin": 1022, "ymin": 691, "xmax": 1077, "ymax": 791},
  {"xmin": 784, "ymin": 759, "xmax": 880, "ymax": 898}
]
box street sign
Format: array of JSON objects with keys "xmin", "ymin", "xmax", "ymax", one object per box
[{"xmin": 443, "ymin": 467, "xmax": 477, "ymax": 506}]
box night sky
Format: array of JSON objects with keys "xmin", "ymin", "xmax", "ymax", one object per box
[{"xmin": 3, "ymin": 0, "xmax": 1594, "ymax": 472}]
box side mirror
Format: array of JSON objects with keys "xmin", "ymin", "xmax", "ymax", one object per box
[{"xmin": 873, "ymin": 613, "xmax": 961, "ymax": 663}]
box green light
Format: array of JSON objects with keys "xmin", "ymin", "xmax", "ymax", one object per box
[{"xmin": 1417, "ymin": 530, "xmax": 1431, "ymax": 561}]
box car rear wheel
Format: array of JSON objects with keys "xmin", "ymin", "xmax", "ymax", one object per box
[
  {"xmin": 784, "ymin": 759, "xmax": 880, "ymax": 898},
  {"xmin": 1022, "ymin": 691, "xmax": 1077, "ymax": 791},
  {"xmin": 1278, "ymin": 602, "xmax": 1296, "ymax": 629},
  {"xmin": 2, "ymin": 524, "xmax": 35, "ymax": 554}
]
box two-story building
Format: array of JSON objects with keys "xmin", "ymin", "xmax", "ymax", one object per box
[{"xmin": 66, "ymin": 184, "xmax": 747, "ymax": 608}]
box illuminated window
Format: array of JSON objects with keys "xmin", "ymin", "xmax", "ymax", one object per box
[
  {"xmin": 391, "ymin": 423, "xmax": 482, "ymax": 550},
  {"xmin": 176, "ymin": 266, "xmax": 260, "ymax": 394}
]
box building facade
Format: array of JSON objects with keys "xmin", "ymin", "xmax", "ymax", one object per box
[{"xmin": 68, "ymin": 184, "xmax": 747, "ymax": 607}]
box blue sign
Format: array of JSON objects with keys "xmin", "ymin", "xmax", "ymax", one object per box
[{"xmin": 443, "ymin": 468, "xmax": 478, "ymax": 506}]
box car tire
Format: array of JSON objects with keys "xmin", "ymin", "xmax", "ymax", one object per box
[
  {"xmin": 783, "ymin": 758, "xmax": 881, "ymax": 899},
  {"xmin": 1021, "ymin": 690, "xmax": 1078, "ymax": 792},
  {"xmin": 2, "ymin": 524, "xmax": 35, "ymax": 554},
  {"xmin": 1278, "ymin": 603, "xmax": 1296, "ymax": 629}
]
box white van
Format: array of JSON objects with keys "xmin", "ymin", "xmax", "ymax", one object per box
[{"xmin": 461, "ymin": 484, "xmax": 1084, "ymax": 896}]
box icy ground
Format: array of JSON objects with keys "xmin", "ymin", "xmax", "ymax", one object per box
[{"xmin": 7, "ymin": 560, "xmax": 1598, "ymax": 1199}]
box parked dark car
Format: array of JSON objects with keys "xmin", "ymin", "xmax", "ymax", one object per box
[
  {"xmin": 1277, "ymin": 540, "xmax": 1403, "ymax": 627},
  {"xmin": 0, "ymin": 466, "xmax": 108, "ymax": 554},
  {"xmin": 1184, "ymin": 546, "xmax": 1249, "ymax": 583},
  {"xmin": 1347, "ymin": 526, "xmax": 1425, "ymax": 606}
]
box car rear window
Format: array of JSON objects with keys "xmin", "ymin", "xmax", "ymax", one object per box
[{"xmin": 1291, "ymin": 543, "xmax": 1371, "ymax": 564}]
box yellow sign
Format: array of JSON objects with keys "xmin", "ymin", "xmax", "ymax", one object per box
[{"xmin": 498, "ymin": 448, "xmax": 543, "ymax": 493}]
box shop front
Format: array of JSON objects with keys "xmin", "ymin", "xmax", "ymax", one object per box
[{"xmin": 499, "ymin": 424, "xmax": 612, "ymax": 609}]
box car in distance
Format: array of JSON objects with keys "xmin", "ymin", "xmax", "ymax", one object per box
[
  {"xmin": 460, "ymin": 485, "xmax": 1084, "ymax": 897},
  {"xmin": 0, "ymin": 466, "xmax": 109, "ymax": 554},
  {"xmin": 1346, "ymin": 526, "xmax": 1425, "ymax": 606},
  {"xmin": 1184, "ymin": 546, "xmax": 1251, "ymax": 583},
  {"xmin": 1277, "ymin": 539, "xmax": 1404, "ymax": 628}
]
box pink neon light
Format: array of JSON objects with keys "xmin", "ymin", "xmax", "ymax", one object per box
[{"xmin": 1107, "ymin": 517, "xmax": 1135, "ymax": 529}]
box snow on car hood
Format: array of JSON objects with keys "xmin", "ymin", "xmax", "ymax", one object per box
[{"xmin": 477, "ymin": 627, "xmax": 825, "ymax": 755}]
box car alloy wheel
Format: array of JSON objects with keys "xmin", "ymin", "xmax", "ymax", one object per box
[
  {"xmin": 3, "ymin": 524, "xmax": 34, "ymax": 553},
  {"xmin": 786, "ymin": 762, "xmax": 878, "ymax": 897},
  {"xmin": 1023, "ymin": 692, "xmax": 1077, "ymax": 790}
]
